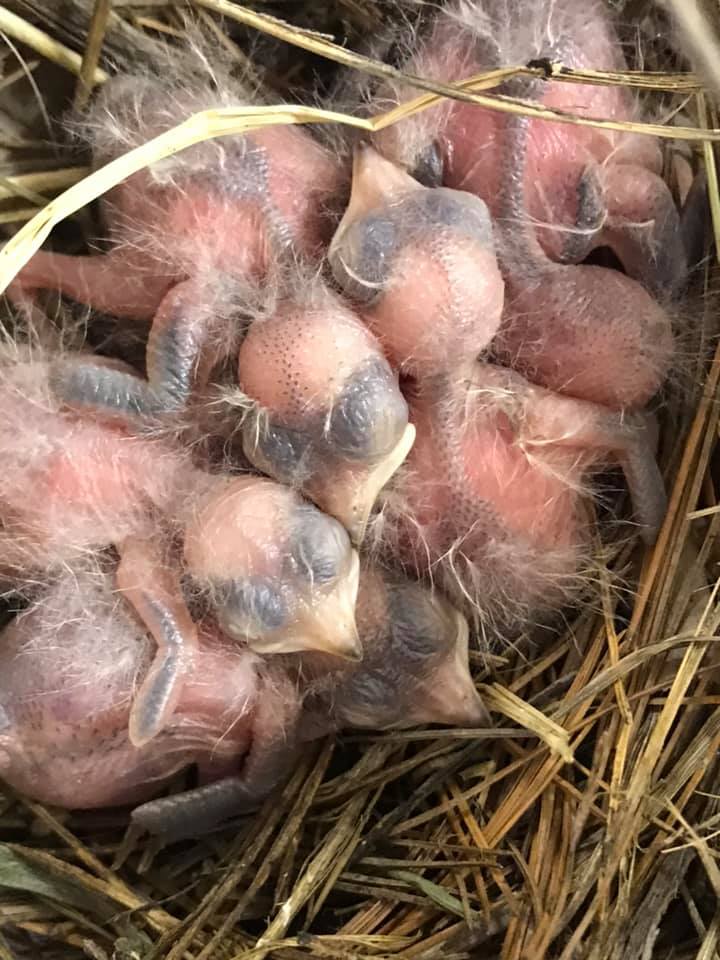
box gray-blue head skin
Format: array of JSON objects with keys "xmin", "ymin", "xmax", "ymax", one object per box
[
  {"xmin": 296, "ymin": 564, "xmax": 488, "ymax": 736},
  {"xmin": 181, "ymin": 475, "xmax": 362, "ymax": 659},
  {"xmin": 236, "ymin": 279, "xmax": 413, "ymax": 543},
  {"xmin": 129, "ymin": 566, "xmax": 486, "ymax": 840},
  {"xmin": 328, "ymin": 144, "xmax": 504, "ymax": 380}
]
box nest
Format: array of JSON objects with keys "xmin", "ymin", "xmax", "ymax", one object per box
[{"xmin": 0, "ymin": 1, "xmax": 718, "ymax": 958}]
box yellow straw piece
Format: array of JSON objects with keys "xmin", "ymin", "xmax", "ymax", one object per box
[{"xmin": 0, "ymin": 5, "xmax": 108, "ymax": 84}]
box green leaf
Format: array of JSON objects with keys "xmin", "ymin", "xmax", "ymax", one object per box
[
  {"xmin": 0, "ymin": 843, "xmax": 114, "ymax": 920},
  {"xmin": 388, "ymin": 869, "xmax": 475, "ymax": 919}
]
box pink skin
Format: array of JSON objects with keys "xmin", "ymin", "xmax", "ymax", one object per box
[
  {"xmin": 237, "ymin": 279, "xmax": 412, "ymax": 540},
  {"xmin": 138, "ymin": 562, "xmax": 489, "ymax": 837},
  {"xmin": 0, "ymin": 561, "xmax": 482, "ymax": 837},
  {"xmin": 7, "ymin": 73, "xmax": 344, "ymax": 441},
  {"xmin": 494, "ymin": 251, "xmax": 674, "ymax": 410},
  {"xmin": 138, "ymin": 563, "xmax": 487, "ymax": 838},
  {"xmin": 9, "ymin": 84, "xmax": 401, "ymax": 541},
  {"xmin": 329, "ymin": 145, "xmax": 505, "ymax": 377},
  {"xmin": 11, "ymin": 78, "xmax": 346, "ymax": 480},
  {"xmin": 0, "ymin": 568, "xmax": 262, "ymax": 811},
  {"xmin": 328, "ymin": 145, "xmax": 671, "ymax": 412},
  {"xmin": 0, "ymin": 354, "xmax": 361, "ymax": 747},
  {"xmin": 377, "ymin": 364, "xmax": 665, "ymax": 624},
  {"xmin": 10, "ymin": 76, "xmax": 343, "ymax": 323},
  {"xmin": 0, "ymin": 358, "xmax": 186, "ymax": 576},
  {"xmin": 371, "ymin": 0, "xmax": 686, "ymax": 296},
  {"xmin": 490, "ymin": 100, "xmax": 674, "ymax": 410},
  {"xmin": 0, "ymin": 354, "xmax": 202, "ymax": 748},
  {"xmin": 181, "ymin": 474, "xmax": 362, "ymax": 659}
]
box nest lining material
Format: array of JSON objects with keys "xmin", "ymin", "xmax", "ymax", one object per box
[{"xmin": 0, "ymin": 1, "xmax": 718, "ymax": 958}]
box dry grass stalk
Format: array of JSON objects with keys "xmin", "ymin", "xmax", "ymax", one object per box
[
  {"xmin": 0, "ymin": 4, "xmax": 107, "ymax": 83},
  {"xmin": 0, "ymin": 2, "xmax": 719, "ymax": 959}
]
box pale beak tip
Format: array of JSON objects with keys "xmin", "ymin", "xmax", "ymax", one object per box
[
  {"xmin": 343, "ymin": 642, "xmax": 364, "ymax": 663},
  {"xmin": 326, "ymin": 626, "xmax": 364, "ymax": 662},
  {"xmin": 353, "ymin": 140, "xmax": 377, "ymax": 179},
  {"xmin": 464, "ymin": 693, "xmax": 492, "ymax": 728},
  {"xmin": 416, "ymin": 675, "xmax": 489, "ymax": 728},
  {"xmin": 340, "ymin": 426, "xmax": 416, "ymax": 545}
]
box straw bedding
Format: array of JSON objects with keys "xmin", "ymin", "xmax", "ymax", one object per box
[{"xmin": 0, "ymin": 2, "xmax": 718, "ymax": 958}]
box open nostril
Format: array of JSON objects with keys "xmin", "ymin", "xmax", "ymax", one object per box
[
  {"xmin": 216, "ymin": 576, "xmax": 288, "ymax": 637},
  {"xmin": 289, "ymin": 506, "xmax": 351, "ymax": 584},
  {"xmin": 328, "ymin": 358, "xmax": 408, "ymax": 460}
]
